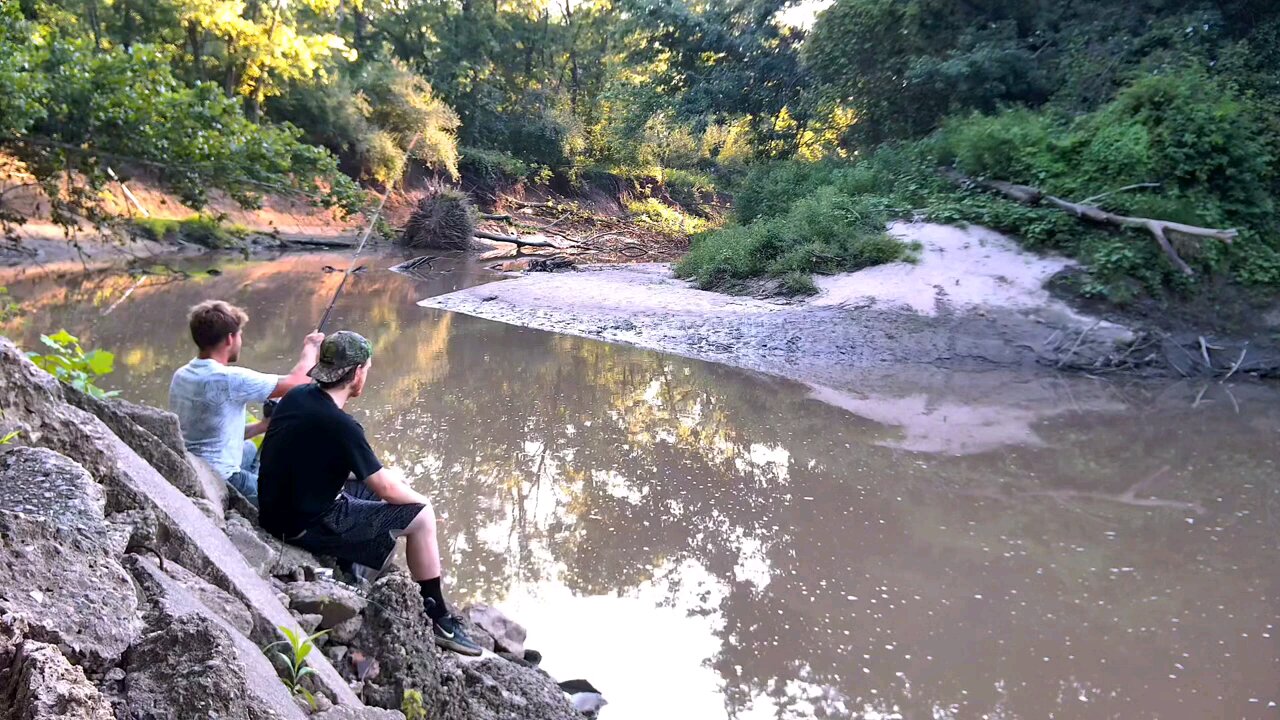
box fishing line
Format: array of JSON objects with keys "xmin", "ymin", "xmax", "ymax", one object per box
[{"xmin": 315, "ymin": 134, "xmax": 420, "ymax": 333}]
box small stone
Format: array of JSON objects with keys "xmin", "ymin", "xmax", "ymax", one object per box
[
  {"xmin": 329, "ymin": 615, "xmax": 363, "ymax": 644},
  {"xmin": 466, "ymin": 603, "xmax": 527, "ymax": 655},
  {"xmin": 284, "ymin": 580, "xmax": 366, "ymax": 629},
  {"xmin": 297, "ymin": 613, "xmax": 324, "ymax": 634},
  {"xmin": 325, "ymin": 644, "xmax": 349, "ymax": 667}
]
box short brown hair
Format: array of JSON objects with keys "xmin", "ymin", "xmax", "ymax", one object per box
[{"xmin": 188, "ymin": 300, "xmax": 249, "ymax": 350}]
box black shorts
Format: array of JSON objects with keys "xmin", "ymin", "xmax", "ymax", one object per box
[{"xmin": 288, "ymin": 480, "xmax": 425, "ymax": 570}]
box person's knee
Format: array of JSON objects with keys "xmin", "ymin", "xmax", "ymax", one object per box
[{"xmin": 405, "ymin": 504, "xmax": 436, "ymax": 535}]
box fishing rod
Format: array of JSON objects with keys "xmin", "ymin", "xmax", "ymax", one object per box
[{"xmin": 315, "ymin": 134, "xmax": 421, "ymax": 334}]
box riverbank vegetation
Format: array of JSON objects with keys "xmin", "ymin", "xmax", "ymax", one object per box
[{"xmin": 2, "ymin": 0, "xmax": 1278, "ymax": 310}]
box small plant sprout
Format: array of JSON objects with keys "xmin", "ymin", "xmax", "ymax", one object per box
[{"xmin": 263, "ymin": 625, "xmax": 330, "ymax": 710}]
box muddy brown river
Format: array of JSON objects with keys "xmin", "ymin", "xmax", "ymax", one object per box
[{"xmin": 4, "ymin": 251, "xmax": 1279, "ymax": 719}]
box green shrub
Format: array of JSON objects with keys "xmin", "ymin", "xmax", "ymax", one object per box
[
  {"xmin": 779, "ymin": 271, "xmax": 819, "ymax": 296},
  {"xmin": 367, "ymin": 130, "xmax": 407, "ymax": 185},
  {"xmin": 459, "ymin": 146, "xmax": 550, "ymax": 185},
  {"xmin": 677, "ymin": 185, "xmax": 913, "ymax": 294},
  {"xmin": 936, "ymin": 109, "xmax": 1060, "ymax": 181},
  {"xmin": 661, "ymin": 168, "xmax": 717, "ymax": 208},
  {"xmin": 130, "ymin": 215, "xmax": 245, "ymax": 249},
  {"xmin": 129, "ymin": 217, "xmax": 181, "ymax": 242},
  {"xmin": 0, "ymin": 286, "xmax": 17, "ymax": 322},
  {"xmin": 26, "ymin": 330, "xmax": 118, "ymax": 399},
  {"xmin": 624, "ymin": 197, "xmax": 708, "ymax": 236},
  {"xmin": 730, "ymin": 160, "xmax": 842, "ymax": 223}
]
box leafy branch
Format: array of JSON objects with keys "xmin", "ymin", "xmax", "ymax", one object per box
[{"xmin": 26, "ymin": 330, "xmax": 118, "ymax": 399}]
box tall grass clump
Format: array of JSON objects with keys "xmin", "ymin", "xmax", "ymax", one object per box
[{"xmin": 677, "ymin": 185, "xmax": 915, "ymax": 294}]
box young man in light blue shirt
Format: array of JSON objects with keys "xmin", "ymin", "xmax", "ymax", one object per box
[{"xmin": 169, "ymin": 299, "xmax": 323, "ymax": 505}]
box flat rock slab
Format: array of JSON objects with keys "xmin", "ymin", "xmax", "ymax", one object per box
[{"xmin": 126, "ymin": 554, "xmax": 308, "ymax": 720}]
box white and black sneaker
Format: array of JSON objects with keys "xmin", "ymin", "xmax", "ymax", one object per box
[{"xmin": 424, "ymin": 599, "xmax": 483, "ymax": 656}]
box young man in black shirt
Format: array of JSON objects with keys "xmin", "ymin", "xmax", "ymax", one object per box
[{"xmin": 258, "ymin": 330, "xmax": 481, "ymax": 655}]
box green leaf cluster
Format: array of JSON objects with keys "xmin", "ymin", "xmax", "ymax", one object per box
[
  {"xmin": 25, "ymin": 329, "xmax": 119, "ymax": 399},
  {"xmin": 263, "ymin": 625, "xmax": 329, "ymax": 710}
]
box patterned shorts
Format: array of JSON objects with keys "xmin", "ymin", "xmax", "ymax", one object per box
[{"xmin": 288, "ymin": 480, "xmax": 425, "ymax": 570}]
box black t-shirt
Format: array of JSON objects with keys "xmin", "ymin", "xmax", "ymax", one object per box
[{"xmin": 258, "ymin": 384, "xmax": 382, "ymax": 537}]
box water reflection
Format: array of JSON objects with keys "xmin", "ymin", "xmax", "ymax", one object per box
[{"xmin": 5, "ymin": 253, "xmax": 1280, "ymax": 719}]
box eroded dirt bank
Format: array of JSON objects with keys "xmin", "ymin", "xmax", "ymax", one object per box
[{"xmin": 420, "ymin": 223, "xmax": 1139, "ymax": 390}]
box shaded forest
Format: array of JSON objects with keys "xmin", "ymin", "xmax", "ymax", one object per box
[{"xmin": 3, "ymin": 0, "xmax": 1279, "ymax": 305}]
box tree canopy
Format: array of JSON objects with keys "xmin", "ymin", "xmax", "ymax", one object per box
[{"xmin": 3, "ymin": 0, "xmax": 1280, "ymax": 299}]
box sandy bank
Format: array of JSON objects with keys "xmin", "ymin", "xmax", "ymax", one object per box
[{"xmin": 420, "ymin": 222, "xmax": 1133, "ymax": 390}]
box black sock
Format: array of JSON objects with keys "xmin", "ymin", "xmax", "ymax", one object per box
[{"xmin": 418, "ymin": 577, "xmax": 447, "ymax": 619}]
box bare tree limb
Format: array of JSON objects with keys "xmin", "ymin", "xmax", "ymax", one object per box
[
  {"xmin": 942, "ymin": 169, "xmax": 1238, "ymax": 275},
  {"xmin": 473, "ymin": 230, "xmax": 577, "ymax": 249},
  {"xmin": 1080, "ymin": 183, "xmax": 1162, "ymax": 206}
]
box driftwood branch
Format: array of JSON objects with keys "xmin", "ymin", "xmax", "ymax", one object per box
[
  {"xmin": 473, "ymin": 229, "xmax": 575, "ymax": 249},
  {"xmin": 281, "ymin": 237, "xmax": 356, "ymax": 249},
  {"xmin": 943, "ymin": 169, "xmax": 1238, "ymax": 276}
]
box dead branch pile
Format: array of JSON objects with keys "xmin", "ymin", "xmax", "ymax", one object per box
[
  {"xmin": 942, "ymin": 169, "xmax": 1237, "ymax": 276},
  {"xmin": 481, "ymin": 194, "xmax": 689, "ymax": 263},
  {"xmin": 1045, "ymin": 325, "xmax": 1279, "ymax": 378},
  {"xmin": 398, "ymin": 185, "xmax": 687, "ymax": 265},
  {"xmin": 401, "ymin": 185, "xmax": 478, "ymax": 250}
]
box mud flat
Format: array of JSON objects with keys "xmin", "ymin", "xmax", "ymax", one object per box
[{"xmin": 420, "ymin": 222, "xmax": 1135, "ymax": 391}]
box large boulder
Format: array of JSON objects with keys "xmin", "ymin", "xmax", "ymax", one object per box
[
  {"xmin": 185, "ymin": 453, "xmax": 228, "ymax": 523},
  {"xmin": 346, "ymin": 573, "xmax": 577, "ymax": 720},
  {"xmin": 284, "ymin": 581, "xmax": 367, "ymax": 630},
  {"xmin": 0, "ymin": 448, "xmax": 140, "ymax": 671},
  {"xmin": 346, "ymin": 572, "xmax": 447, "ymax": 711},
  {"xmin": 442, "ymin": 655, "xmax": 582, "ymax": 720},
  {"xmin": 115, "ymin": 400, "xmax": 185, "ymax": 457},
  {"xmin": 124, "ymin": 554, "xmax": 307, "ymax": 720},
  {"xmin": 0, "ymin": 447, "xmax": 108, "ymax": 539},
  {"xmin": 61, "ymin": 385, "xmax": 203, "ymax": 501},
  {"xmin": 0, "ymin": 616, "xmax": 114, "ymax": 720},
  {"xmin": 312, "ymin": 708, "xmax": 405, "ymax": 720},
  {"xmin": 226, "ymin": 512, "xmax": 328, "ymax": 581},
  {"xmin": 125, "ymin": 613, "xmax": 266, "ymax": 720},
  {"xmin": 162, "ymin": 560, "xmax": 255, "ymax": 638},
  {"xmin": 0, "ymin": 338, "xmax": 360, "ymax": 707}
]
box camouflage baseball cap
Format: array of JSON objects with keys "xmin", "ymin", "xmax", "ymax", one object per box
[{"xmin": 307, "ymin": 330, "xmax": 372, "ymax": 383}]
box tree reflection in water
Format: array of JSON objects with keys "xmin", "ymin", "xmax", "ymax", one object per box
[{"xmin": 5, "ymin": 253, "xmax": 1280, "ymax": 719}]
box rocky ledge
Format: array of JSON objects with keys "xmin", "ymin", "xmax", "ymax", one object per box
[{"xmin": 0, "ymin": 336, "xmax": 593, "ymax": 719}]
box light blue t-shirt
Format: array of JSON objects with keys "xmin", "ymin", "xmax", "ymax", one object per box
[{"xmin": 169, "ymin": 358, "xmax": 279, "ymax": 479}]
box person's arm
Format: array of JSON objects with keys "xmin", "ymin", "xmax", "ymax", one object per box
[
  {"xmin": 244, "ymin": 419, "xmax": 270, "ymax": 439},
  {"xmin": 271, "ymin": 332, "xmax": 326, "ymax": 398},
  {"xmin": 364, "ymin": 467, "xmax": 431, "ymax": 506}
]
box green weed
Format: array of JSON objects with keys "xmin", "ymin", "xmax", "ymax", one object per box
[
  {"xmin": 263, "ymin": 625, "xmax": 330, "ymax": 710},
  {"xmin": 130, "ymin": 215, "xmax": 246, "ymax": 249},
  {"xmin": 26, "ymin": 330, "xmax": 118, "ymax": 399}
]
